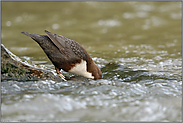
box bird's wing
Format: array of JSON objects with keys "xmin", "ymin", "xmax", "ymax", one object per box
[
  {"xmin": 45, "ymin": 30, "xmax": 65, "ymax": 51},
  {"xmin": 45, "ymin": 30, "xmax": 87, "ymax": 60},
  {"xmin": 65, "ymin": 39, "xmax": 87, "ymax": 60}
]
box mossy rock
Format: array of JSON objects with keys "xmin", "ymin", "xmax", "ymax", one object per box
[{"xmin": 1, "ymin": 44, "xmax": 62, "ymax": 82}]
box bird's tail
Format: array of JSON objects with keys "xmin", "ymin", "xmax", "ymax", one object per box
[{"xmin": 21, "ymin": 32, "xmax": 46, "ymax": 43}]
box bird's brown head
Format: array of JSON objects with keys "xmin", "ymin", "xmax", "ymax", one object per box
[{"xmin": 88, "ymin": 61, "xmax": 102, "ymax": 80}]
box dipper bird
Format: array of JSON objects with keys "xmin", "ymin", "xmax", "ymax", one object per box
[{"xmin": 21, "ymin": 30, "xmax": 102, "ymax": 80}]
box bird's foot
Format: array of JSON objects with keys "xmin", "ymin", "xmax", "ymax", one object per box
[
  {"xmin": 57, "ymin": 73, "xmax": 67, "ymax": 81},
  {"xmin": 55, "ymin": 67, "xmax": 67, "ymax": 81}
]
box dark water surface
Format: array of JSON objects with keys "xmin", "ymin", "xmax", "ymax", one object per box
[{"xmin": 1, "ymin": 1, "xmax": 182, "ymax": 122}]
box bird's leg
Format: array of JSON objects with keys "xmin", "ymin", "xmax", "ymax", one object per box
[
  {"xmin": 55, "ymin": 67, "xmax": 67, "ymax": 81},
  {"xmin": 56, "ymin": 68, "xmax": 65, "ymax": 78}
]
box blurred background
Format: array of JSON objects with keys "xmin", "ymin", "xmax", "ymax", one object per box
[
  {"xmin": 1, "ymin": 1, "xmax": 182, "ymax": 122},
  {"xmin": 2, "ymin": 1, "xmax": 181, "ymax": 61}
]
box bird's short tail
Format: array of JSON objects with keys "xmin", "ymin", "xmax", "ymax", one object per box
[{"xmin": 21, "ymin": 32, "xmax": 44, "ymax": 41}]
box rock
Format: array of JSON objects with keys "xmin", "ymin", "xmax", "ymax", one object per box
[{"xmin": 1, "ymin": 44, "xmax": 62, "ymax": 82}]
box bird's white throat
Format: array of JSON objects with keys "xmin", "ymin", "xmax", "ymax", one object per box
[{"xmin": 68, "ymin": 60, "xmax": 94, "ymax": 79}]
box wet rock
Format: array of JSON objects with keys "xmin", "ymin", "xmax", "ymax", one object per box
[{"xmin": 1, "ymin": 44, "xmax": 62, "ymax": 82}]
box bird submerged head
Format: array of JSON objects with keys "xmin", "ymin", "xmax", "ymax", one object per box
[
  {"xmin": 87, "ymin": 61, "xmax": 102, "ymax": 80},
  {"xmin": 68, "ymin": 59, "xmax": 102, "ymax": 80}
]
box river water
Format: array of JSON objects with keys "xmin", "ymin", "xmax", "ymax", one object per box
[{"xmin": 1, "ymin": 1, "xmax": 182, "ymax": 122}]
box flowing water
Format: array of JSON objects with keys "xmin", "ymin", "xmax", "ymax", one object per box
[{"xmin": 1, "ymin": 1, "xmax": 182, "ymax": 122}]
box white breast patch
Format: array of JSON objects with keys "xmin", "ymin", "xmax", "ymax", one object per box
[{"xmin": 68, "ymin": 60, "xmax": 94, "ymax": 79}]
